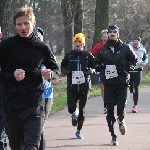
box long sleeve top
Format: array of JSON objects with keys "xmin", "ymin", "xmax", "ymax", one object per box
[
  {"xmin": 133, "ymin": 47, "xmax": 148, "ymax": 69},
  {"xmin": 91, "ymin": 42, "xmax": 103, "ymax": 56},
  {"xmin": 61, "ymin": 49, "xmax": 94, "ymax": 92},
  {"xmin": 0, "ymin": 33, "xmax": 59, "ymax": 109}
]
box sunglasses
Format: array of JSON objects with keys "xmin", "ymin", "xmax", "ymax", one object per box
[{"xmin": 109, "ymin": 30, "xmax": 117, "ymax": 33}]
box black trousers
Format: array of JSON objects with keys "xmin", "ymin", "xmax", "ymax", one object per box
[
  {"xmin": 67, "ymin": 85, "xmax": 89, "ymax": 130},
  {"xmin": 104, "ymin": 84, "xmax": 128, "ymax": 136},
  {"xmin": 3, "ymin": 106, "xmax": 44, "ymax": 150},
  {"xmin": 0, "ymin": 105, "xmax": 7, "ymax": 150},
  {"xmin": 130, "ymin": 71, "xmax": 142, "ymax": 105}
]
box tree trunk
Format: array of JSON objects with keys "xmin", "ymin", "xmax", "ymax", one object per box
[
  {"xmin": 74, "ymin": 0, "xmax": 83, "ymax": 34},
  {"xmin": 61, "ymin": 0, "xmax": 74, "ymax": 54},
  {"xmin": 1, "ymin": 0, "xmax": 11, "ymax": 39},
  {"xmin": 0, "ymin": 0, "xmax": 2, "ymax": 26},
  {"xmin": 61, "ymin": 0, "xmax": 83, "ymax": 54},
  {"xmin": 92, "ymin": 0, "xmax": 109, "ymax": 84},
  {"xmin": 92, "ymin": 0, "xmax": 109, "ymax": 47}
]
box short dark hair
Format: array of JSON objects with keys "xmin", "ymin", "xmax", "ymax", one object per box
[{"xmin": 134, "ymin": 36, "xmax": 141, "ymax": 42}]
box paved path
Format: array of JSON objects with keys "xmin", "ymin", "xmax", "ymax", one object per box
[{"xmin": 45, "ymin": 87, "xmax": 150, "ymax": 150}]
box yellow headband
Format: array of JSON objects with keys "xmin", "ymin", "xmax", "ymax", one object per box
[{"xmin": 73, "ymin": 33, "xmax": 86, "ymax": 46}]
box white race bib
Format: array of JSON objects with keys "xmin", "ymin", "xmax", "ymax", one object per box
[
  {"xmin": 105, "ymin": 65, "xmax": 118, "ymax": 79},
  {"xmin": 72, "ymin": 71, "xmax": 85, "ymax": 84}
]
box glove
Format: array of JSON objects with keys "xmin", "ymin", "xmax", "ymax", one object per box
[
  {"xmin": 62, "ymin": 68, "xmax": 70, "ymax": 74},
  {"xmin": 94, "ymin": 64, "xmax": 105, "ymax": 72},
  {"xmin": 137, "ymin": 66, "xmax": 143, "ymax": 71},
  {"xmin": 128, "ymin": 65, "xmax": 135, "ymax": 71},
  {"xmin": 84, "ymin": 69, "xmax": 93, "ymax": 76}
]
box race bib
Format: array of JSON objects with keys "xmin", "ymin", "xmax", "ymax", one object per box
[
  {"xmin": 72, "ymin": 71, "xmax": 85, "ymax": 84},
  {"xmin": 105, "ymin": 65, "xmax": 118, "ymax": 79}
]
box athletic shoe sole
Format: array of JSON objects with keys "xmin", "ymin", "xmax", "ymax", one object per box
[
  {"xmin": 132, "ymin": 110, "xmax": 137, "ymax": 113},
  {"xmin": 76, "ymin": 135, "xmax": 83, "ymax": 139}
]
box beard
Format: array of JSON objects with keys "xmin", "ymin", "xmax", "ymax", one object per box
[{"xmin": 107, "ymin": 38, "xmax": 117, "ymax": 46}]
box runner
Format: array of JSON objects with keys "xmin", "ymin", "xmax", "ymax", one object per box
[
  {"xmin": 34, "ymin": 27, "xmax": 54, "ymax": 150},
  {"xmin": 129, "ymin": 37, "xmax": 148, "ymax": 113},
  {"xmin": 61, "ymin": 33, "xmax": 94, "ymax": 139},
  {"xmin": 94, "ymin": 25, "xmax": 137, "ymax": 146},
  {"xmin": 0, "ymin": 6, "xmax": 59, "ymax": 149},
  {"xmin": 92, "ymin": 29, "xmax": 108, "ymax": 114}
]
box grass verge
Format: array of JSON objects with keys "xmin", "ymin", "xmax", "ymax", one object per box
[{"xmin": 140, "ymin": 72, "xmax": 150, "ymax": 87}]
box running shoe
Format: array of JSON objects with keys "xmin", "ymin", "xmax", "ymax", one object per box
[
  {"xmin": 75, "ymin": 130, "xmax": 83, "ymax": 139},
  {"xmin": 71, "ymin": 108, "xmax": 79, "ymax": 126},
  {"xmin": 118, "ymin": 120, "xmax": 127, "ymax": 135},
  {"xmin": 132, "ymin": 106, "xmax": 137, "ymax": 113},
  {"xmin": 103, "ymin": 108, "xmax": 107, "ymax": 114},
  {"xmin": 110, "ymin": 135, "xmax": 118, "ymax": 146}
]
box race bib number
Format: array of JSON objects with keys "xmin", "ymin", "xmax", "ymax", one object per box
[
  {"xmin": 105, "ymin": 65, "xmax": 118, "ymax": 79},
  {"xmin": 72, "ymin": 71, "xmax": 85, "ymax": 84}
]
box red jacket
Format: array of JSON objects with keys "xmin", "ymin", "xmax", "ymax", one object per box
[{"xmin": 91, "ymin": 42, "xmax": 104, "ymax": 56}]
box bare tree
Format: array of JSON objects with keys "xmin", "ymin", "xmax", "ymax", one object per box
[
  {"xmin": 74, "ymin": 0, "xmax": 83, "ymax": 34},
  {"xmin": 0, "ymin": 0, "xmax": 2, "ymax": 26},
  {"xmin": 92, "ymin": 0, "xmax": 109, "ymax": 47},
  {"xmin": 61, "ymin": 0, "xmax": 84, "ymax": 54},
  {"xmin": 61, "ymin": 0, "xmax": 74, "ymax": 54},
  {"xmin": 1, "ymin": 0, "xmax": 11, "ymax": 39}
]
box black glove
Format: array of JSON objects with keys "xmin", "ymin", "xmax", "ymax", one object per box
[
  {"xmin": 137, "ymin": 66, "xmax": 143, "ymax": 71},
  {"xmin": 62, "ymin": 68, "xmax": 70, "ymax": 74},
  {"xmin": 128, "ymin": 65, "xmax": 135, "ymax": 71},
  {"xmin": 84, "ymin": 68, "xmax": 93, "ymax": 76},
  {"xmin": 94, "ymin": 64, "xmax": 105, "ymax": 72}
]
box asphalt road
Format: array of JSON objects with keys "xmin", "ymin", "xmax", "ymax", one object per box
[{"xmin": 44, "ymin": 87, "xmax": 150, "ymax": 150}]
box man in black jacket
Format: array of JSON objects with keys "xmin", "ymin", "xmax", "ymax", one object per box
[
  {"xmin": 61, "ymin": 33, "xmax": 94, "ymax": 139},
  {"xmin": 94, "ymin": 25, "xmax": 137, "ymax": 146},
  {"xmin": 0, "ymin": 6, "xmax": 59, "ymax": 150}
]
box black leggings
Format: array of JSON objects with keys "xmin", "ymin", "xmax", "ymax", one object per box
[
  {"xmin": 104, "ymin": 84, "xmax": 128, "ymax": 137},
  {"xmin": 3, "ymin": 106, "xmax": 44, "ymax": 150},
  {"xmin": 67, "ymin": 88, "xmax": 88, "ymax": 130},
  {"xmin": 130, "ymin": 71, "xmax": 142, "ymax": 105}
]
